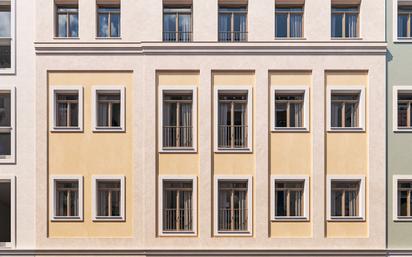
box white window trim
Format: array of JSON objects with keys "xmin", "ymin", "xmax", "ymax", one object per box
[
  {"xmin": 270, "ymin": 175, "xmax": 309, "ymax": 221},
  {"xmin": 213, "ymin": 85, "xmax": 253, "ymax": 153},
  {"xmin": 0, "ymin": 0, "xmax": 15, "ymax": 74},
  {"xmin": 50, "ymin": 176, "xmax": 84, "ymax": 221},
  {"xmin": 326, "ymin": 85, "xmax": 366, "ymax": 132},
  {"xmin": 213, "ymin": 175, "xmax": 253, "ymax": 236},
  {"xmin": 158, "ymin": 85, "xmax": 197, "ymax": 153},
  {"xmin": 392, "ymin": 86, "xmax": 412, "ymax": 132},
  {"xmin": 92, "ymin": 85, "xmax": 125, "ymax": 132},
  {"xmin": 49, "ymin": 86, "xmax": 84, "ymax": 132},
  {"xmin": 92, "ymin": 175, "xmax": 125, "ymax": 221},
  {"xmin": 270, "ymin": 85, "xmax": 310, "ymax": 132},
  {"xmin": 0, "ymin": 176, "xmax": 15, "ymax": 248},
  {"xmin": 158, "ymin": 175, "xmax": 198, "ymax": 236},
  {"xmin": 393, "ymin": 0, "xmax": 412, "ymax": 43},
  {"xmin": 326, "ymin": 175, "xmax": 366, "ymax": 221},
  {"xmin": 0, "ymin": 86, "xmax": 15, "ymax": 163},
  {"xmin": 393, "ymin": 175, "xmax": 412, "ymax": 221}
]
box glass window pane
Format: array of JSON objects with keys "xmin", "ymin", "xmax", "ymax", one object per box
[
  {"xmin": 331, "ymin": 14, "xmax": 343, "ymax": 37},
  {"xmin": 0, "ymin": 93, "xmax": 11, "ymax": 127},
  {"xmin": 57, "ymin": 103, "xmax": 68, "ymax": 127},
  {"xmin": 398, "ymin": 14, "xmax": 409, "ymax": 38},
  {"xmin": 345, "ymin": 14, "xmax": 357, "ymax": 38},
  {"xmin": 178, "ymin": 14, "xmax": 191, "ymax": 41},
  {"xmin": 276, "ymin": 13, "xmax": 288, "ymax": 37},
  {"xmin": 70, "ymin": 103, "xmax": 78, "ymax": 127},
  {"xmin": 218, "ymin": 14, "xmax": 231, "ymax": 41},
  {"xmin": 275, "ymin": 190, "xmax": 286, "ymax": 216},
  {"xmin": 0, "ymin": 45, "xmax": 11, "ymax": 69},
  {"xmin": 399, "ymin": 191, "xmax": 408, "ymax": 216},
  {"xmin": 111, "ymin": 102, "xmax": 121, "ymax": 127},
  {"xmin": 98, "ymin": 102, "xmax": 109, "ymax": 126},
  {"xmin": 98, "ymin": 13, "xmax": 109, "ymax": 37},
  {"xmin": 290, "ymin": 14, "xmax": 302, "ymax": 38},
  {"xmin": 0, "ymin": 132, "xmax": 11, "ymax": 156},
  {"xmin": 110, "ymin": 13, "xmax": 120, "ymax": 37},
  {"xmin": 398, "ymin": 103, "xmax": 408, "ymax": 127},
  {"xmin": 275, "ymin": 103, "xmax": 287, "ymax": 127},
  {"xmin": 69, "ymin": 14, "xmax": 78, "ymax": 37},
  {"xmin": 331, "ymin": 103, "xmax": 342, "ymax": 127},
  {"xmin": 163, "ymin": 13, "xmax": 176, "ymax": 41},
  {"xmin": 0, "ymin": 6, "xmax": 11, "ymax": 37},
  {"xmin": 58, "ymin": 14, "xmax": 68, "ymax": 37},
  {"xmin": 332, "ymin": 191, "xmax": 343, "ymax": 216}
]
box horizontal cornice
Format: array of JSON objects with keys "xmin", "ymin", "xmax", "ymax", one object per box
[
  {"xmin": 34, "ymin": 41, "xmax": 388, "ymax": 55},
  {"xmin": 0, "ymin": 249, "xmax": 391, "ymax": 256}
]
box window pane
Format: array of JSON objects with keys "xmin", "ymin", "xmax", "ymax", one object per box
[
  {"xmin": 111, "ymin": 102, "xmax": 120, "ymax": 126},
  {"xmin": 58, "ymin": 14, "xmax": 68, "ymax": 37},
  {"xmin": 110, "ymin": 13, "xmax": 120, "ymax": 37},
  {"xmin": 178, "ymin": 14, "xmax": 191, "ymax": 41},
  {"xmin": 0, "ymin": 6, "xmax": 11, "ymax": 37},
  {"xmin": 332, "ymin": 191, "xmax": 343, "ymax": 216},
  {"xmin": 57, "ymin": 103, "xmax": 68, "ymax": 127},
  {"xmin": 55, "ymin": 181, "xmax": 79, "ymax": 217},
  {"xmin": 398, "ymin": 14, "xmax": 409, "ymax": 38},
  {"xmin": 275, "ymin": 190, "xmax": 287, "ymax": 216},
  {"xmin": 98, "ymin": 102, "xmax": 109, "ymax": 126},
  {"xmin": 97, "ymin": 181, "xmax": 121, "ymax": 217},
  {"xmin": 331, "ymin": 103, "xmax": 342, "ymax": 127},
  {"xmin": 0, "ymin": 132, "xmax": 11, "ymax": 156},
  {"xmin": 275, "ymin": 103, "xmax": 287, "ymax": 127},
  {"xmin": 331, "ymin": 14, "xmax": 343, "ymax": 37},
  {"xmin": 399, "ymin": 191, "xmax": 408, "ymax": 216},
  {"xmin": 398, "ymin": 103, "xmax": 408, "ymax": 127},
  {"xmin": 290, "ymin": 14, "xmax": 302, "ymax": 38},
  {"xmin": 0, "ymin": 182, "xmax": 11, "ymax": 242},
  {"xmin": 70, "ymin": 103, "xmax": 78, "ymax": 127},
  {"xmin": 98, "ymin": 13, "xmax": 109, "ymax": 37},
  {"xmin": 69, "ymin": 14, "xmax": 78, "ymax": 37},
  {"xmin": 290, "ymin": 103, "xmax": 302, "ymax": 127},
  {"xmin": 233, "ymin": 14, "xmax": 247, "ymax": 41},
  {"xmin": 275, "ymin": 13, "xmax": 288, "ymax": 37},
  {"xmin": 218, "ymin": 14, "xmax": 231, "ymax": 41},
  {"xmin": 345, "ymin": 14, "xmax": 357, "ymax": 38},
  {"xmin": 345, "ymin": 102, "xmax": 358, "ymax": 127},
  {"xmin": 0, "ymin": 93, "xmax": 11, "ymax": 127}
]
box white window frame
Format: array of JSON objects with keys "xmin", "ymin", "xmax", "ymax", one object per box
[
  {"xmin": 0, "ymin": 0, "xmax": 16, "ymax": 74},
  {"xmin": 49, "ymin": 86, "xmax": 83, "ymax": 132},
  {"xmin": 158, "ymin": 85, "xmax": 197, "ymax": 152},
  {"xmin": 392, "ymin": 86, "xmax": 412, "ymax": 132},
  {"xmin": 393, "ymin": 175, "xmax": 412, "ymax": 221},
  {"xmin": 213, "ymin": 175, "xmax": 253, "ymax": 236},
  {"xmin": 326, "ymin": 85, "xmax": 365, "ymax": 132},
  {"xmin": 0, "ymin": 86, "xmax": 15, "ymax": 163},
  {"xmin": 0, "ymin": 176, "xmax": 15, "ymax": 248},
  {"xmin": 393, "ymin": 0, "xmax": 412, "ymax": 42},
  {"xmin": 92, "ymin": 85, "xmax": 125, "ymax": 132},
  {"xmin": 270, "ymin": 85, "xmax": 310, "ymax": 132},
  {"xmin": 50, "ymin": 176, "xmax": 84, "ymax": 221},
  {"xmin": 326, "ymin": 175, "xmax": 365, "ymax": 221},
  {"xmin": 158, "ymin": 175, "xmax": 198, "ymax": 236},
  {"xmin": 92, "ymin": 175, "xmax": 125, "ymax": 221},
  {"xmin": 214, "ymin": 85, "xmax": 253, "ymax": 152},
  {"xmin": 270, "ymin": 175, "xmax": 309, "ymax": 221}
]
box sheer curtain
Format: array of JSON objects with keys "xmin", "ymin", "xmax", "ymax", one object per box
[
  {"xmin": 180, "ymin": 103, "xmax": 192, "ymax": 147},
  {"xmin": 219, "ymin": 14, "xmax": 230, "ymax": 41},
  {"xmin": 290, "ymin": 14, "xmax": 302, "ymax": 38},
  {"xmin": 163, "ymin": 102, "xmax": 172, "ymax": 147},
  {"xmin": 346, "ymin": 14, "xmax": 357, "ymax": 38},
  {"xmin": 218, "ymin": 102, "xmax": 229, "ymax": 147},
  {"xmin": 398, "ymin": 15, "xmax": 408, "ymax": 38},
  {"xmin": 179, "ymin": 14, "xmax": 191, "ymax": 41}
]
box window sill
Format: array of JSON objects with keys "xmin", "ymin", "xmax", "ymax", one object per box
[
  {"xmin": 0, "ymin": 242, "xmax": 13, "ymax": 248},
  {"xmin": 53, "ymin": 37, "xmax": 80, "ymax": 40},
  {"xmin": 394, "ymin": 217, "xmax": 412, "ymax": 222},
  {"xmin": 95, "ymin": 37, "xmax": 122, "ymax": 40},
  {"xmin": 0, "ymin": 69, "xmax": 15, "ymax": 75},
  {"xmin": 215, "ymin": 148, "xmax": 252, "ymax": 153},
  {"xmin": 394, "ymin": 38, "xmax": 412, "ymax": 43},
  {"xmin": 274, "ymin": 37, "xmax": 306, "ymax": 41},
  {"xmin": 215, "ymin": 231, "xmax": 252, "ymax": 237},
  {"xmin": 51, "ymin": 216, "xmax": 83, "ymax": 222},
  {"xmin": 160, "ymin": 148, "xmax": 197, "ymax": 153},
  {"xmin": 51, "ymin": 127, "xmax": 83, "ymax": 133},
  {"xmin": 0, "ymin": 156, "xmax": 15, "ymax": 164},
  {"xmin": 159, "ymin": 231, "xmax": 197, "ymax": 237},
  {"xmin": 394, "ymin": 127, "xmax": 412, "ymax": 133},
  {"xmin": 272, "ymin": 127, "xmax": 309, "ymax": 133},
  {"xmin": 328, "ymin": 216, "xmax": 365, "ymax": 222},
  {"xmin": 331, "ymin": 37, "xmax": 363, "ymax": 41},
  {"xmin": 93, "ymin": 216, "xmax": 125, "ymax": 222},
  {"xmin": 327, "ymin": 127, "xmax": 365, "ymax": 133},
  {"xmin": 93, "ymin": 127, "xmax": 125, "ymax": 133},
  {"xmin": 272, "ymin": 216, "xmax": 309, "ymax": 222}
]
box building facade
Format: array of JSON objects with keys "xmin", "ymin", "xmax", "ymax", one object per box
[{"xmin": 1, "ymin": 0, "xmax": 391, "ymax": 256}]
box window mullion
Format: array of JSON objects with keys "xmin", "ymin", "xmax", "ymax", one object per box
[
  {"xmin": 176, "ymin": 190, "xmax": 180, "ymax": 231},
  {"xmin": 108, "ymin": 191, "xmax": 112, "ymax": 216},
  {"xmin": 408, "ymin": 190, "xmax": 411, "ymax": 217},
  {"xmin": 231, "ymin": 189, "xmax": 235, "ymax": 231},
  {"xmin": 341, "ymin": 102, "xmax": 346, "ymax": 128},
  {"xmin": 342, "ymin": 190, "xmax": 346, "ymax": 217},
  {"xmin": 67, "ymin": 190, "xmax": 71, "ymax": 216},
  {"xmin": 286, "ymin": 190, "xmax": 290, "ymax": 216},
  {"xmin": 67, "ymin": 102, "xmax": 71, "ymax": 126},
  {"xmin": 343, "ymin": 13, "xmax": 346, "ymax": 38},
  {"xmin": 108, "ymin": 102, "xmax": 112, "ymax": 127},
  {"xmin": 408, "ymin": 102, "xmax": 411, "ymax": 127},
  {"xmin": 287, "ymin": 102, "xmax": 290, "ymax": 127},
  {"xmin": 66, "ymin": 13, "xmax": 70, "ymax": 37}
]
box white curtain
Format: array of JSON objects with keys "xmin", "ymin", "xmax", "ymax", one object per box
[
  {"xmin": 180, "ymin": 103, "xmax": 192, "ymax": 147},
  {"xmin": 346, "ymin": 14, "xmax": 357, "ymax": 38},
  {"xmin": 179, "ymin": 14, "xmax": 191, "ymax": 41},
  {"xmin": 290, "ymin": 14, "xmax": 302, "ymax": 38},
  {"xmin": 218, "ymin": 103, "xmax": 229, "ymax": 147},
  {"xmin": 219, "ymin": 14, "xmax": 230, "ymax": 40},
  {"xmin": 239, "ymin": 14, "xmax": 247, "ymax": 40},
  {"xmin": 98, "ymin": 103, "xmax": 108, "ymax": 127}
]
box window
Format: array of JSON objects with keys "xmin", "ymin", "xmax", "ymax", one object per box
[
  {"xmin": 398, "ymin": 6, "xmax": 412, "ymax": 39},
  {"xmin": 271, "ymin": 176, "xmax": 309, "ymax": 220},
  {"xmin": 218, "ymin": 6, "xmax": 247, "ymax": 42},
  {"xmin": 214, "ymin": 176, "xmax": 252, "ymax": 235},
  {"xmin": 327, "ymin": 176, "xmax": 365, "ymax": 220},
  {"xmin": 327, "ymin": 87, "xmax": 365, "ymax": 131},
  {"xmin": 92, "ymin": 86, "xmax": 125, "ymax": 132},
  {"xmin": 159, "ymin": 87, "xmax": 197, "ymax": 151},
  {"xmin": 215, "ymin": 87, "xmax": 252, "ymax": 151},
  {"xmin": 393, "ymin": 176, "xmax": 412, "ymax": 221},
  {"xmin": 55, "ymin": 5, "xmax": 79, "ymax": 38},
  {"xmin": 163, "ymin": 6, "xmax": 192, "ymax": 42},
  {"xmin": 331, "ymin": 6, "xmax": 359, "ymax": 38},
  {"xmin": 159, "ymin": 176, "xmax": 197, "ymax": 235},
  {"xmin": 97, "ymin": 5, "xmax": 120, "ymax": 38},
  {"xmin": 0, "ymin": 0, "xmax": 14, "ymax": 72},
  {"xmin": 50, "ymin": 86, "xmax": 83, "ymax": 131},
  {"xmin": 0, "ymin": 87, "xmax": 15, "ymax": 163},
  {"xmin": 0, "ymin": 177, "xmax": 15, "ymax": 248},
  {"xmin": 272, "ymin": 86, "xmax": 309, "ymax": 131},
  {"xmin": 51, "ymin": 176, "xmax": 83, "ymax": 221},
  {"xmin": 275, "ymin": 6, "xmax": 304, "ymax": 38},
  {"xmin": 393, "ymin": 87, "xmax": 412, "ymax": 131},
  {"xmin": 92, "ymin": 176, "xmax": 125, "ymax": 221}
]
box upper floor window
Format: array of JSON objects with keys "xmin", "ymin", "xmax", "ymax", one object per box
[
  {"xmin": 0, "ymin": 177, "xmax": 15, "ymax": 247},
  {"xmin": 393, "ymin": 86, "xmax": 412, "ymax": 131},
  {"xmin": 398, "ymin": 6, "xmax": 412, "ymax": 39},
  {"xmin": 50, "ymin": 86, "xmax": 83, "ymax": 132},
  {"xmin": 275, "ymin": 6, "xmax": 304, "ymax": 38},
  {"xmin": 92, "ymin": 176, "xmax": 125, "ymax": 221},
  {"xmin": 55, "ymin": 4, "xmax": 78, "ymax": 38},
  {"xmin": 92, "ymin": 86, "xmax": 125, "ymax": 132},
  {"xmin": 51, "ymin": 176, "xmax": 83, "ymax": 221},
  {"xmin": 163, "ymin": 7, "xmax": 192, "ymax": 42},
  {"xmin": 216, "ymin": 89, "xmax": 251, "ymax": 151},
  {"xmin": 398, "ymin": 181, "xmax": 412, "ymax": 218},
  {"xmin": 0, "ymin": 0, "xmax": 13, "ymax": 71},
  {"xmin": 331, "ymin": 5, "xmax": 359, "ymax": 38},
  {"xmin": 218, "ymin": 6, "xmax": 247, "ymax": 42},
  {"xmin": 97, "ymin": 5, "xmax": 120, "ymax": 38},
  {"xmin": 0, "ymin": 87, "xmax": 15, "ymax": 163}
]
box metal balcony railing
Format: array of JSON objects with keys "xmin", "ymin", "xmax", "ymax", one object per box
[
  {"xmin": 163, "ymin": 31, "xmax": 192, "ymax": 42},
  {"xmin": 218, "ymin": 31, "xmax": 248, "ymax": 42}
]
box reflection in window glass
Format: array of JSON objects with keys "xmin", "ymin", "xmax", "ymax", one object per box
[{"xmin": 97, "ymin": 7, "xmax": 120, "ymax": 38}]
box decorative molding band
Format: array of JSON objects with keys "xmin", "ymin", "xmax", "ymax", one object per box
[
  {"xmin": 34, "ymin": 41, "xmax": 387, "ymax": 56},
  {"xmin": 0, "ymin": 249, "xmax": 394, "ymax": 256}
]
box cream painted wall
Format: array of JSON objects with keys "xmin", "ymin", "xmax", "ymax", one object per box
[
  {"xmin": 325, "ymin": 71, "xmax": 369, "ymax": 238},
  {"xmin": 269, "ymin": 72, "xmax": 312, "ymax": 238},
  {"xmin": 48, "ymin": 72, "xmax": 134, "ymax": 238}
]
